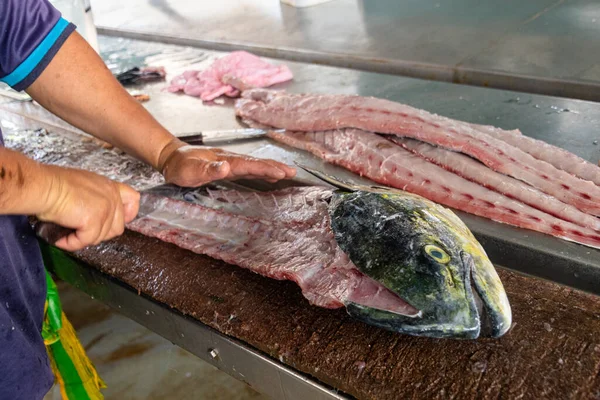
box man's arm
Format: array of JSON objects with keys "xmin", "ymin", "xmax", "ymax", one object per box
[
  {"xmin": 0, "ymin": 147, "xmax": 52, "ymax": 216},
  {"xmin": 0, "ymin": 147, "xmax": 139, "ymax": 251},
  {"xmin": 26, "ymin": 32, "xmax": 296, "ymax": 186},
  {"xmin": 0, "ymin": 1, "xmax": 141, "ymax": 251}
]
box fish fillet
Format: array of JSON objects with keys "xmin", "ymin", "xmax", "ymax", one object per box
[
  {"xmin": 475, "ymin": 124, "xmax": 600, "ymax": 187},
  {"xmin": 392, "ymin": 137, "xmax": 600, "ymax": 231},
  {"xmin": 263, "ymin": 128, "xmax": 600, "ymax": 249},
  {"xmin": 235, "ymin": 90, "xmax": 600, "ymax": 216}
]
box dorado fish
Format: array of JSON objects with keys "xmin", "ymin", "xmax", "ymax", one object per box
[{"xmin": 127, "ymin": 168, "xmax": 512, "ymax": 339}]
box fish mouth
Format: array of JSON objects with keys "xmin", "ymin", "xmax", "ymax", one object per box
[
  {"xmin": 345, "ymin": 302, "xmax": 481, "ymax": 339},
  {"xmin": 345, "ymin": 252, "xmax": 511, "ymax": 339},
  {"xmin": 466, "ymin": 250, "xmax": 512, "ymax": 338}
]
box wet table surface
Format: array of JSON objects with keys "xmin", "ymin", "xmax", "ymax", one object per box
[{"xmin": 91, "ymin": 0, "xmax": 600, "ymax": 101}]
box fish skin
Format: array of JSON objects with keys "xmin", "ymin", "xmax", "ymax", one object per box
[
  {"xmin": 235, "ymin": 89, "xmax": 600, "ymax": 216},
  {"xmin": 263, "ymin": 127, "xmax": 600, "ymax": 249},
  {"xmin": 330, "ymin": 191, "xmax": 480, "ymax": 339},
  {"xmin": 128, "ymin": 183, "xmax": 510, "ymax": 339},
  {"xmin": 166, "ymin": 52, "xmax": 293, "ymax": 101}
]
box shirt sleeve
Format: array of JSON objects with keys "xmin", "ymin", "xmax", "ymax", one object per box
[{"xmin": 0, "ymin": 0, "xmax": 76, "ymax": 91}]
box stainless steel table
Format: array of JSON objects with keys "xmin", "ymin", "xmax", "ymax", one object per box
[{"xmin": 92, "ymin": 0, "xmax": 600, "ymax": 101}]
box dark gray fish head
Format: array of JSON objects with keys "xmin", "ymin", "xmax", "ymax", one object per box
[{"xmin": 329, "ymin": 190, "xmax": 512, "ymax": 339}]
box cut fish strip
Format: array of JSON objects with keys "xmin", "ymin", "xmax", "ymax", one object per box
[
  {"xmin": 265, "ymin": 128, "xmax": 600, "ymax": 249},
  {"xmin": 392, "ymin": 137, "xmax": 600, "ymax": 232},
  {"xmin": 475, "ymin": 124, "xmax": 600, "ymax": 187},
  {"xmin": 236, "ymin": 90, "xmax": 600, "ymax": 216}
]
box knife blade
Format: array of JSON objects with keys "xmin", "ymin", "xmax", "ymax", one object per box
[{"xmin": 178, "ymin": 128, "xmax": 284, "ymax": 145}]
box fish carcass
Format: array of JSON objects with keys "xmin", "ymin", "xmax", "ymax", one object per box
[
  {"xmin": 128, "ymin": 176, "xmax": 511, "ymax": 339},
  {"xmin": 235, "ymin": 89, "xmax": 600, "ymax": 249}
]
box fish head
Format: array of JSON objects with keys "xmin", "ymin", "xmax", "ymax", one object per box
[{"xmin": 329, "ymin": 190, "xmax": 512, "ymax": 339}]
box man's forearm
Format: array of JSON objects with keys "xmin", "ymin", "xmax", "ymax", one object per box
[
  {"xmin": 26, "ymin": 32, "xmax": 182, "ymax": 171},
  {"xmin": 0, "ymin": 148, "xmax": 52, "ymax": 215}
]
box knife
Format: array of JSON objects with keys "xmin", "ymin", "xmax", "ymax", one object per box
[{"xmin": 177, "ymin": 128, "xmax": 284, "ymax": 145}]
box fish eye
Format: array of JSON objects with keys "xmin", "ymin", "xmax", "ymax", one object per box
[{"xmin": 424, "ymin": 244, "xmax": 451, "ymax": 264}]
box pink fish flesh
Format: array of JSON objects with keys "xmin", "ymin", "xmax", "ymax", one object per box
[
  {"xmin": 235, "ymin": 90, "xmax": 600, "ymax": 216},
  {"xmin": 392, "ymin": 137, "xmax": 600, "ymax": 232},
  {"xmin": 127, "ymin": 186, "xmax": 419, "ymax": 314},
  {"xmin": 167, "ymin": 52, "xmax": 293, "ymax": 101},
  {"xmin": 263, "ymin": 128, "xmax": 600, "ymax": 249},
  {"xmin": 475, "ymin": 124, "xmax": 600, "ymax": 187}
]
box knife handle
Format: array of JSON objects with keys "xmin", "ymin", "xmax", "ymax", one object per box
[
  {"xmin": 178, "ymin": 132, "xmax": 205, "ymax": 145},
  {"xmin": 34, "ymin": 221, "xmax": 75, "ymax": 245},
  {"xmin": 177, "ymin": 128, "xmax": 278, "ymax": 146}
]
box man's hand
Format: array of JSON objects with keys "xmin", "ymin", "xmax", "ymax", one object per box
[
  {"xmin": 38, "ymin": 165, "xmax": 140, "ymax": 251},
  {"xmin": 158, "ymin": 140, "xmax": 296, "ymax": 187}
]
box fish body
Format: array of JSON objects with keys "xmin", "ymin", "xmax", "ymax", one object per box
[{"xmin": 130, "ymin": 175, "xmax": 512, "ymax": 339}]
